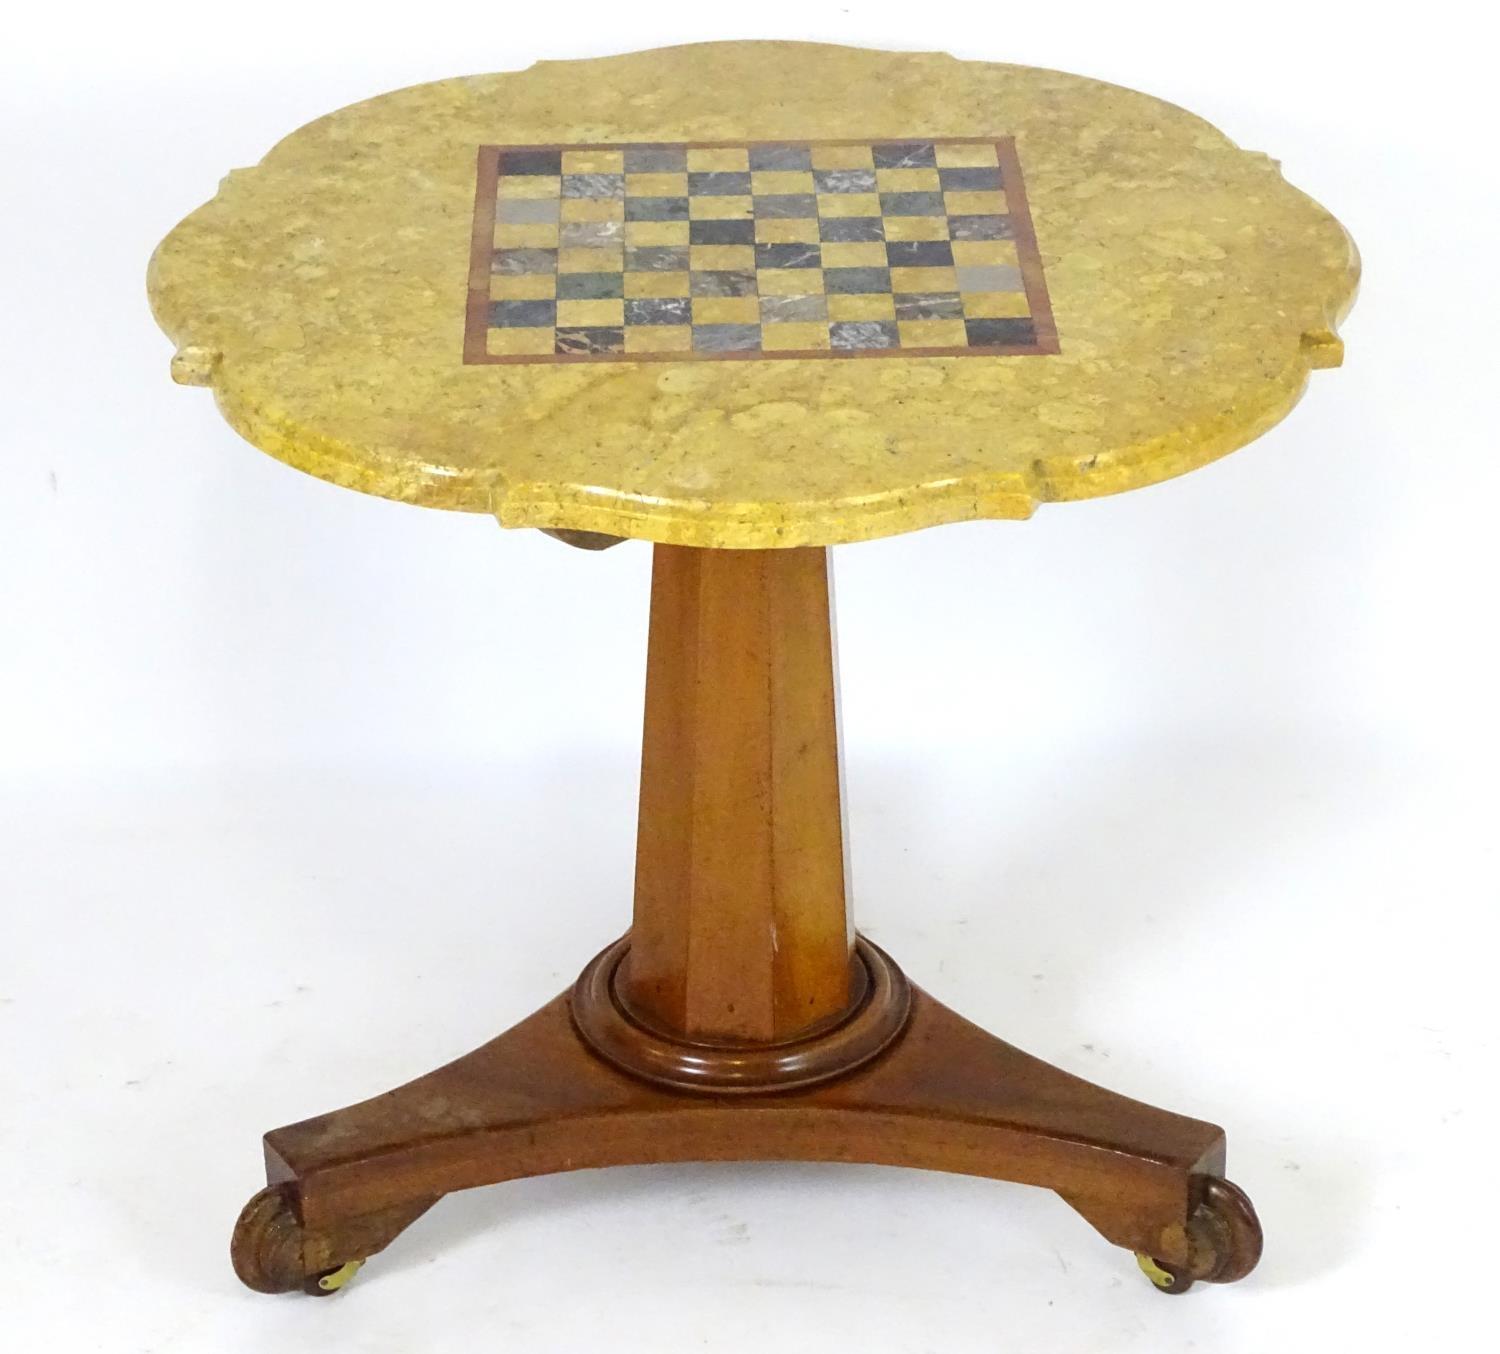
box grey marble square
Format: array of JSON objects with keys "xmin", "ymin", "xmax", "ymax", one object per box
[
  {"xmin": 626, "ymin": 196, "xmax": 690, "ymax": 222},
  {"xmin": 753, "ymin": 194, "xmax": 818, "ymax": 219},
  {"xmin": 624, "ymin": 146, "xmax": 686, "ymax": 172},
  {"xmin": 690, "ymin": 219, "xmax": 755, "ymax": 245},
  {"xmin": 557, "ymin": 272, "xmax": 624, "ymax": 300},
  {"xmin": 824, "ymin": 266, "xmax": 892, "ymax": 295},
  {"xmin": 965, "ymin": 317, "xmax": 1035, "ymax": 347},
  {"xmin": 489, "ymin": 299, "xmax": 556, "ymax": 328},
  {"xmin": 755, "ymin": 242, "xmax": 821, "ymax": 270},
  {"xmin": 956, "ymin": 264, "xmax": 1024, "ymax": 293},
  {"xmin": 880, "ymin": 191, "xmax": 946, "ymax": 217},
  {"xmin": 872, "ymin": 142, "xmax": 936, "ymax": 169},
  {"xmin": 948, "ymin": 214, "xmax": 1013, "ymax": 241},
  {"xmin": 820, "ymin": 216, "xmax": 885, "ymax": 243},
  {"xmin": 561, "ymin": 173, "xmax": 626, "ymax": 199},
  {"xmin": 894, "ymin": 291, "xmax": 964, "ymax": 320},
  {"xmin": 749, "ymin": 146, "xmax": 812, "ymax": 171},
  {"xmin": 692, "ymin": 323, "xmax": 762, "ymax": 352},
  {"xmin": 688, "ymin": 171, "xmax": 753, "ymax": 196},
  {"xmin": 886, "ymin": 240, "xmax": 954, "ymax": 268},
  {"xmin": 626, "ymin": 297, "xmax": 692, "ymax": 326},
  {"xmin": 830, "ymin": 320, "xmax": 900, "ymax": 349},
  {"xmin": 760, "ymin": 294, "xmax": 828, "ymax": 323},
  {"xmin": 626, "ymin": 245, "xmax": 691, "ymax": 272},
  {"xmin": 939, "ymin": 166, "xmax": 1003, "ymax": 192},
  {"xmin": 561, "ymin": 219, "xmax": 625, "ymax": 248},
  {"xmin": 691, "ymin": 269, "xmax": 758, "ymax": 297},
  {"xmin": 492, "ymin": 247, "xmax": 558, "ymax": 275},
  {"xmin": 813, "ymin": 168, "xmax": 877, "ymax": 194},
  {"xmin": 496, "ymin": 196, "xmax": 561, "ymax": 224}
]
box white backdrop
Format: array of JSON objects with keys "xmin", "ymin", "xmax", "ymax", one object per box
[{"xmin": 3, "ymin": 4, "xmax": 1495, "ymax": 1351}]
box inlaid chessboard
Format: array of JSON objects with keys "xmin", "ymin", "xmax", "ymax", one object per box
[{"xmin": 463, "ymin": 139, "xmax": 1057, "ymax": 364}]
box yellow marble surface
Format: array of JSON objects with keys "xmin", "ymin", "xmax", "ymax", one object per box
[{"xmin": 147, "ymin": 42, "xmax": 1359, "ymax": 548}]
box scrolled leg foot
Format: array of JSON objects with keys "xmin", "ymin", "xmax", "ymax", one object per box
[{"xmin": 1136, "ymin": 1177, "xmax": 1263, "ymax": 1295}]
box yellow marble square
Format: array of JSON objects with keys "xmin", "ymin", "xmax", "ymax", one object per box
[
  {"xmin": 690, "ymin": 195, "xmax": 753, "ymax": 220},
  {"xmin": 489, "ymin": 273, "xmax": 556, "ymax": 300},
  {"xmin": 821, "ymin": 241, "xmax": 887, "ymax": 268},
  {"xmin": 690, "ymin": 244, "xmax": 755, "ymax": 271},
  {"xmin": 626, "ymin": 172, "xmax": 689, "ymax": 197},
  {"xmin": 486, "ymin": 327, "xmax": 554, "ymax": 356},
  {"xmin": 882, "ymin": 216, "xmax": 950, "ymax": 242},
  {"xmin": 687, "ymin": 147, "xmax": 750, "ymax": 171},
  {"xmin": 750, "ymin": 170, "xmax": 816, "ymax": 196},
  {"xmin": 951, "ymin": 239, "xmax": 1020, "ymax": 267},
  {"xmin": 876, "ymin": 167, "xmax": 941, "ymax": 193},
  {"xmin": 626, "ymin": 220, "xmax": 690, "ymax": 247},
  {"xmin": 558, "ymin": 246, "xmax": 624, "ymax": 273},
  {"xmin": 811, "ymin": 144, "xmax": 874, "ymax": 170},
  {"xmin": 960, "ymin": 290, "xmax": 1032, "ymax": 319},
  {"xmin": 935, "ymin": 142, "xmax": 1000, "ymax": 168},
  {"xmin": 624, "ymin": 324, "xmax": 693, "ymax": 353},
  {"xmin": 625, "ymin": 270, "xmax": 691, "ymax": 298},
  {"xmin": 758, "ymin": 267, "xmax": 825, "ymax": 296},
  {"xmin": 497, "ymin": 175, "xmax": 561, "ymax": 199},
  {"xmin": 556, "ymin": 298, "xmax": 625, "ymax": 327},
  {"xmin": 560, "ymin": 197, "xmax": 625, "ymax": 222},
  {"xmin": 561, "ymin": 149, "xmax": 624, "ymax": 174},
  {"xmin": 899, "ymin": 318, "xmax": 968, "ymax": 348},
  {"xmin": 891, "ymin": 265, "xmax": 958, "ymax": 293},
  {"xmin": 761, "ymin": 322, "xmax": 830, "ymax": 351},
  {"xmin": 494, "ymin": 223, "xmax": 560, "ymax": 249},
  {"xmin": 827, "ymin": 292, "xmax": 895, "ymax": 322},
  {"xmin": 756, "ymin": 218, "xmax": 820, "ymax": 244},
  {"xmin": 945, "ymin": 190, "xmax": 1008, "ymax": 216},
  {"xmin": 817, "ymin": 193, "xmax": 882, "ymax": 219},
  {"xmin": 693, "ymin": 295, "xmax": 760, "ymax": 325}
]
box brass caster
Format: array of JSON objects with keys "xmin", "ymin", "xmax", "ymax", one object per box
[
  {"xmin": 1138, "ymin": 1177, "xmax": 1263, "ymax": 1295},
  {"xmin": 309, "ymin": 1260, "xmax": 364, "ymax": 1296}
]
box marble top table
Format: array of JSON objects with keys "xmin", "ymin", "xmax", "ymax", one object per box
[{"xmin": 149, "ymin": 42, "xmax": 1357, "ymax": 1303}]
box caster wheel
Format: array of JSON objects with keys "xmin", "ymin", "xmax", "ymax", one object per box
[
  {"xmin": 231, "ymin": 1184, "xmax": 364, "ymax": 1296},
  {"xmin": 1137, "ymin": 1177, "xmax": 1263, "ymax": 1295}
]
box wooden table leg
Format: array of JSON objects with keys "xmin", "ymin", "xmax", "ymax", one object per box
[{"xmin": 231, "ymin": 545, "xmax": 1262, "ymax": 1298}]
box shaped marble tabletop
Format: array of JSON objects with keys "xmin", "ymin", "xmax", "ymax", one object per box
[{"xmin": 148, "ymin": 42, "xmax": 1359, "ymax": 547}]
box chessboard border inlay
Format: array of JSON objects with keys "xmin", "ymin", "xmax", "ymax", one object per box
[{"xmin": 462, "ymin": 137, "xmax": 1059, "ymax": 365}]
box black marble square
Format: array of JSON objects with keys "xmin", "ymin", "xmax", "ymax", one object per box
[
  {"xmin": 894, "ymin": 291, "xmax": 964, "ymax": 320},
  {"xmin": 555, "ymin": 326, "xmax": 625, "ymax": 355},
  {"xmin": 625, "ymin": 297, "xmax": 692, "ymax": 326},
  {"xmin": 626, "ymin": 196, "xmax": 690, "ymax": 222},
  {"xmin": 561, "ymin": 173, "xmax": 626, "ymax": 199},
  {"xmin": 819, "ymin": 216, "xmax": 885, "ymax": 243},
  {"xmin": 824, "ymin": 266, "xmax": 892, "ymax": 295},
  {"xmin": 939, "ymin": 166, "xmax": 1003, "ymax": 192},
  {"xmin": 886, "ymin": 239, "xmax": 954, "ymax": 267},
  {"xmin": 688, "ymin": 171, "xmax": 753, "ymax": 196},
  {"xmin": 880, "ymin": 191, "xmax": 946, "ymax": 217},
  {"xmin": 556, "ymin": 272, "xmax": 625, "ymax": 300},
  {"xmin": 691, "ymin": 269, "xmax": 758, "ymax": 297},
  {"xmin": 872, "ymin": 142, "xmax": 937, "ymax": 169},
  {"xmin": 626, "ymin": 245, "xmax": 691, "ymax": 272},
  {"xmin": 753, "ymin": 194, "xmax": 818, "ymax": 219},
  {"xmin": 490, "ymin": 299, "xmax": 556, "ymax": 328},
  {"xmin": 830, "ymin": 319, "xmax": 900, "ymax": 349},
  {"xmin": 965, "ymin": 317, "xmax": 1036, "ymax": 347},
  {"xmin": 749, "ymin": 146, "xmax": 812, "ymax": 171},
  {"xmin": 755, "ymin": 242, "xmax": 821, "ymax": 270},
  {"xmin": 624, "ymin": 146, "xmax": 686, "ymax": 172},
  {"xmin": 497, "ymin": 149, "xmax": 561, "ymax": 176},
  {"xmin": 948, "ymin": 214, "xmax": 1014, "ymax": 241},
  {"xmin": 690, "ymin": 219, "xmax": 756, "ymax": 245}
]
